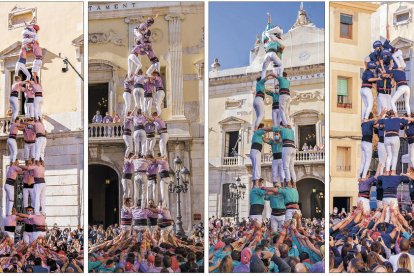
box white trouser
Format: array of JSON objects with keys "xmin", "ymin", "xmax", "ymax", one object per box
[
  {"xmin": 7, "ymin": 138, "xmax": 18, "ymax": 163},
  {"xmin": 127, "ymin": 54, "xmax": 142, "ymax": 77},
  {"xmin": 15, "ymin": 62, "xmax": 31, "ymax": 81},
  {"xmin": 146, "ymin": 62, "xmax": 159, "ymax": 76},
  {"xmin": 123, "ymin": 134, "xmax": 134, "ymax": 157},
  {"xmin": 249, "ymin": 215, "xmax": 263, "ymax": 225},
  {"xmin": 261, "ymin": 52, "xmax": 282, "ymax": 79},
  {"xmin": 357, "ymin": 197, "xmax": 370, "ymax": 214},
  {"xmin": 134, "ymin": 173, "xmax": 147, "ymax": 206},
  {"xmin": 384, "ymin": 136, "xmax": 400, "ymax": 171},
  {"xmin": 133, "ymin": 88, "xmax": 145, "ymax": 110},
  {"xmin": 155, "ymin": 90, "xmax": 165, "ymax": 116},
  {"xmin": 253, "ymin": 96, "xmax": 264, "ymax": 129},
  {"xmin": 272, "ymin": 108, "xmax": 280, "ymax": 127},
  {"xmin": 360, "ymin": 87, "xmax": 373, "ymax": 120},
  {"xmin": 282, "ymin": 147, "xmax": 296, "ymax": 182},
  {"xmin": 34, "ymin": 97, "xmax": 43, "ymax": 120},
  {"xmin": 270, "ymin": 214, "xmax": 285, "ymax": 233},
  {"xmin": 272, "ymin": 64, "xmax": 284, "ymax": 78},
  {"xmin": 250, "ymin": 148, "xmax": 262, "ymax": 180},
  {"xmin": 9, "ymin": 96, "xmax": 19, "ymax": 121},
  {"xmin": 377, "ymin": 94, "xmax": 391, "ymax": 115},
  {"xmin": 378, "ymin": 142, "xmax": 386, "ymax": 175},
  {"xmin": 160, "ymin": 177, "xmax": 170, "ymax": 208},
  {"xmin": 34, "ymin": 183, "xmax": 46, "ymax": 215},
  {"xmin": 122, "ymin": 178, "xmax": 133, "ymax": 199},
  {"xmin": 279, "ymin": 95, "xmax": 291, "ymax": 125},
  {"xmin": 272, "ymin": 158, "xmax": 285, "ymax": 184},
  {"xmin": 24, "ymin": 143, "xmax": 35, "ymax": 160},
  {"xmin": 32, "ymin": 59, "xmax": 42, "ymax": 75},
  {"xmin": 147, "ymin": 179, "xmax": 157, "ymax": 203},
  {"xmin": 391, "ymin": 85, "xmax": 410, "ymax": 115},
  {"xmin": 392, "ymin": 49, "xmax": 406, "ymax": 69},
  {"xmin": 123, "ymin": 92, "xmax": 132, "ymax": 116},
  {"xmin": 23, "ymin": 232, "xmax": 31, "ymax": 244},
  {"xmin": 146, "ymin": 137, "xmax": 155, "ymax": 156},
  {"xmin": 144, "ymin": 97, "xmax": 153, "ymax": 116},
  {"xmin": 159, "ymin": 133, "xmax": 169, "ymax": 157},
  {"xmin": 31, "ymin": 231, "xmax": 46, "ymax": 243},
  {"xmin": 409, "ymin": 143, "xmax": 414, "ymax": 168},
  {"xmin": 24, "ymin": 98, "xmax": 28, "ymax": 115},
  {"xmin": 5, "ymin": 231, "xmax": 14, "ymax": 243},
  {"xmin": 383, "ymin": 197, "xmax": 398, "ymax": 222},
  {"xmin": 120, "ymin": 225, "xmax": 131, "ymax": 231},
  {"xmin": 4, "ymin": 184, "xmax": 14, "ymax": 216},
  {"xmin": 133, "ymin": 130, "xmax": 147, "ymax": 156},
  {"xmin": 35, "ymin": 137, "xmax": 47, "ymax": 161},
  {"xmin": 23, "ymin": 187, "xmax": 35, "ymax": 208},
  {"xmin": 358, "ymin": 141, "xmax": 373, "ymax": 179},
  {"xmin": 26, "ymin": 102, "xmax": 35, "ymax": 118},
  {"xmin": 285, "ymin": 209, "xmax": 300, "ymax": 221}
]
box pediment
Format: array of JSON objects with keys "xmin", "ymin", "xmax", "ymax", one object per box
[
  {"xmin": 391, "ymin": 37, "xmax": 414, "ymax": 49},
  {"xmin": 0, "ymin": 41, "xmax": 22, "ymax": 59},
  {"xmin": 218, "ymin": 116, "xmax": 247, "ymax": 125}
]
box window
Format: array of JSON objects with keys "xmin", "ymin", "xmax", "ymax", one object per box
[
  {"xmin": 221, "ymin": 183, "xmax": 236, "ymax": 217},
  {"xmin": 10, "ymin": 69, "xmax": 31, "ymax": 117},
  {"xmin": 224, "ymin": 131, "xmax": 239, "ymax": 157},
  {"xmin": 340, "ymin": 14, "xmax": 353, "ymax": 39},
  {"xmin": 394, "ymin": 8, "xmax": 412, "ymax": 26},
  {"xmin": 298, "ymin": 124, "xmax": 316, "ymax": 150},
  {"xmin": 337, "ymin": 146, "xmax": 351, "ymax": 171},
  {"xmin": 333, "ymin": 197, "xmax": 351, "ymax": 213},
  {"xmin": 337, "ymin": 77, "xmax": 352, "ymax": 108},
  {"xmin": 396, "ymin": 12, "xmax": 409, "ymax": 23}
]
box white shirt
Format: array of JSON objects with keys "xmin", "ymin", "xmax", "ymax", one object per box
[{"xmin": 389, "ymin": 252, "xmax": 414, "ymax": 272}]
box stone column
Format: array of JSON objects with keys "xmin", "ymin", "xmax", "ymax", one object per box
[
  {"xmin": 165, "ymin": 14, "xmax": 186, "ymax": 120},
  {"xmin": 194, "ymin": 61, "xmax": 204, "ymax": 124}
]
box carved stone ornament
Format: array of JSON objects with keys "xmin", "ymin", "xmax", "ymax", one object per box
[
  {"xmin": 89, "ymin": 31, "xmax": 124, "ymax": 46},
  {"xmin": 8, "ymin": 6, "xmax": 37, "ymax": 30},
  {"xmin": 225, "ymin": 99, "xmax": 245, "ymax": 109},
  {"xmin": 291, "ymin": 90, "xmax": 324, "ymax": 104}
]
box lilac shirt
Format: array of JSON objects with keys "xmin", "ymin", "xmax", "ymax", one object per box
[
  {"xmin": 23, "ymin": 165, "xmax": 35, "ymax": 184},
  {"xmin": 143, "ymin": 80, "xmax": 154, "ymax": 94},
  {"xmin": 134, "ymin": 159, "xmax": 149, "ymax": 172},
  {"xmin": 133, "ymin": 115, "xmax": 147, "ymax": 126},
  {"xmin": 33, "ymin": 165, "xmax": 45, "ymax": 178},
  {"xmin": 121, "ymin": 207, "xmax": 132, "ymax": 219},
  {"xmin": 124, "ymin": 117, "xmax": 133, "ymax": 130},
  {"xmin": 9, "ymin": 123, "xmax": 20, "ymax": 136},
  {"xmin": 145, "ymin": 123, "xmax": 156, "ymax": 134},
  {"xmin": 4, "ymin": 215, "xmax": 16, "ymax": 227},
  {"xmin": 153, "ymin": 118, "xmax": 166, "ymax": 130},
  {"xmin": 34, "ymin": 121, "xmax": 45, "ymax": 135},
  {"xmin": 123, "ymin": 160, "xmax": 134, "ymax": 174},
  {"xmin": 124, "ymin": 79, "xmax": 134, "ymax": 92},
  {"xmin": 152, "ymin": 75, "xmax": 164, "ymax": 90},
  {"xmin": 157, "ymin": 159, "xmax": 170, "ymax": 172},
  {"xmin": 28, "ymin": 214, "xmax": 46, "ymax": 227},
  {"xmin": 131, "ymin": 207, "xmax": 150, "ymax": 219},
  {"xmin": 147, "ymin": 163, "xmax": 159, "ymax": 175},
  {"xmin": 134, "ymin": 75, "xmax": 145, "ymax": 86}
]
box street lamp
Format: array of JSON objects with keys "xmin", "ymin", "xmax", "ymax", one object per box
[
  {"xmin": 169, "ymin": 156, "xmax": 190, "ymax": 238},
  {"xmin": 230, "ymin": 176, "xmax": 246, "ymax": 225}
]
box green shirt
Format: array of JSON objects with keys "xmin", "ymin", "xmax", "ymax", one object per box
[
  {"xmin": 284, "ymin": 187, "xmax": 299, "ymax": 204},
  {"xmin": 256, "ymin": 78, "xmax": 266, "ymax": 96},
  {"xmin": 252, "ymin": 129, "xmax": 266, "ymax": 144},
  {"xmin": 271, "ymin": 127, "xmax": 295, "ymax": 141},
  {"xmin": 276, "ymin": 76, "xmax": 290, "ymax": 90},
  {"xmin": 250, "ymin": 187, "xmax": 266, "ymax": 205},
  {"xmin": 265, "ymin": 189, "xmax": 286, "ymax": 209},
  {"xmin": 266, "ymin": 139, "xmax": 282, "ymax": 154},
  {"xmin": 265, "ymin": 91, "xmax": 279, "ymax": 104}
]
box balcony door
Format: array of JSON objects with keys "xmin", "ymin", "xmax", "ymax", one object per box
[
  {"xmin": 88, "ymin": 83, "xmax": 109, "ymax": 123},
  {"xmin": 298, "ymin": 124, "xmax": 316, "ymax": 150}
]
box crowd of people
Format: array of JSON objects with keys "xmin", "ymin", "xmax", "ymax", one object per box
[
  {"xmin": 329, "ymin": 24, "xmax": 414, "ymax": 272},
  {"xmin": 209, "ymin": 216, "xmax": 325, "ymax": 273},
  {"xmin": 88, "ymin": 223, "xmax": 204, "ymax": 273},
  {"xmin": 0, "ymin": 225, "xmax": 84, "ymax": 272}
]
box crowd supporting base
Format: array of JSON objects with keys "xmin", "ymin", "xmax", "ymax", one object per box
[{"xmin": 88, "ymin": 223, "xmax": 203, "ymax": 273}]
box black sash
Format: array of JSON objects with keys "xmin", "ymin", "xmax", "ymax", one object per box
[
  {"xmin": 133, "ymin": 219, "xmax": 147, "ymax": 226},
  {"xmin": 4, "ymin": 226, "xmax": 15, "ymax": 232},
  {"xmin": 249, "ymin": 204, "xmax": 264, "ymax": 215},
  {"xmin": 35, "ymin": 92, "xmax": 43, "ymax": 97},
  {"xmin": 273, "ymin": 152, "xmax": 282, "ymax": 160},
  {"xmin": 36, "ymin": 133, "xmax": 46, "ymax": 138},
  {"xmin": 34, "ymin": 177, "xmax": 45, "ymax": 184},
  {"xmin": 121, "ymin": 218, "xmax": 132, "ymax": 225},
  {"xmin": 23, "ymin": 183, "xmax": 34, "ymax": 189},
  {"xmin": 123, "ymin": 173, "xmax": 133, "ymax": 180},
  {"xmin": 25, "ymin": 224, "xmax": 34, "ymax": 232},
  {"xmin": 134, "ymin": 125, "xmax": 144, "ymax": 131},
  {"xmin": 251, "ymin": 142, "xmax": 263, "ymax": 152},
  {"xmin": 362, "ymin": 135, "xmax": 373, "ymax": 143},
  {"xmin": 157, "ymin": 219, "xmax": 174, "ymax": 228},
  {"xmin": 134, "ymin": 83, "xmax": 144, "ymax": 89},
  {"xmin": 271, "ymin": 208, "xmax": 286, "ymax": 216},
  {"xmin": 147, "ymin": 217, "xmax": 158, "ymax": 226},
  {"xmin": 6, "ymin": 178, "xmax": 15, "ymax": 185},
  {"xmin": 11, "ymin": 91, "xmax": 18, "ymax": 97},
  {"xmin": 147, "ymin": 174, "xmax": 157, "ymax": 181},
  {"xmin": 33, "ymin": 225, "xmax": 46, "ymax": 232},
  {"xmin": 159, "ymin": 170, "xmax": 169, "ymax": 179}
]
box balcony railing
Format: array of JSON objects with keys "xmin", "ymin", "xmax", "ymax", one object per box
[
  {"xmin": 222, "ymin": 156, "xmax": 240, "ymax": 166},
  {"xmin": 395, "ymin": 99, "xmax": 407, "ymax": 114},
  {"xmin": 0, "ymin": 117, "xmax": 11, "ymax": 136},
  {"xmin": 88, "ymin": 123, "xmax": 123, "ymax": 139}
]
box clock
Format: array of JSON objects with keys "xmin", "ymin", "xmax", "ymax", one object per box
[{"xmin": 299, "ymin": 51, "xmax": 311, "ymax": 61}]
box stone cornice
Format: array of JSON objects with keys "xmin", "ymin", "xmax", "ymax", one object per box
[{"xmin": 88, "ymin": 3, "xmax": 203, "ymax": 20}]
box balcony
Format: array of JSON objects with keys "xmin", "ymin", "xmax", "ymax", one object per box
[
  {"xmin": 0, "ymin": 117, "xmax": 11, "ymax": 136},
  {"xmin": 222, "ymin": 156, "xmax": 241, "ymax": 167},
  {"xmin": 88, "ymin": 123, "xmax": 124, "ymax": 141},
  {"xmin": 395, "ymin": 99, "xmax": 407, "ymax": 115}
]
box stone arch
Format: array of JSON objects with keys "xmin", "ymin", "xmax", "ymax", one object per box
[{"xmin": 296, "ymin": 177, "xmax": 324, "ymax": 218}]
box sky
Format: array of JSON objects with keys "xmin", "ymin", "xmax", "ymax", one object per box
[{"xmin": 209, "ymin": 2, "xmax": 325, "ymax": 70}]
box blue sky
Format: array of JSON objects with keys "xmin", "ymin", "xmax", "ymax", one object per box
[{"xmin": 209, "ymin": 2, "xmax": 325, "ymax": 70}]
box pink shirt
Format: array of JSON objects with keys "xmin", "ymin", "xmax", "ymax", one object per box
[
  {"xmin": 134, "ymin": 159, "xmax": 149, "ymax": 172},
  {"xmin": 31, "ymin": 82, "xmax": 43, "ymax": 93},
  {"xmin": 23, "ymin": 165, "xmax": 35, "ymax": 184},
  {"xmin": 24, "ymin": 123, "xmax": 36, "ymax": 142},
  {"xmin": 25, "ymin": 84, "xmax": 35, "ymax": 98},
  {"xmin": 11, "ymin": 81, "xmax": 25, "ymax": 92},
  {"xmin": 34, "ymin": 121, "xmax": 46, "ymax": 135},
  {"xmin": 153, "ymin": 118, "xmax": 166, "ymax": 130},
  {"xmin": 4, "ymin": 215, "xmax": 17, "ymax": 227},
  {"xmin": 158, "ymin": 209, "xmax": 172, "ymax": 220},
  {"xmin": 157, "ymin": 159, "xmax": 170, "ymax": 172},
  {"xmin": 147, "ymin": 163, "xmax": 159, "ymax": 175},
  {"xmin": 6, "ymin": 165, "xmax": 23, "ymax": 180},
  {"xmin": 121, "ymin": 207, "xmax": 132, "ymax": 219},
  {"xmin": 147, "ymin": 209, "xmax": 159, "ymax": 219},
  {"xmin": 33, "ymin": 165, "xmax": 45, "ymax": 178},
  {"xmin": 131, "ymin": 207, "xmax": 150, "ymax": 219},
  {"xmin": 28, "ymin": 214, "xmax": 46, "ymax": 226}
]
